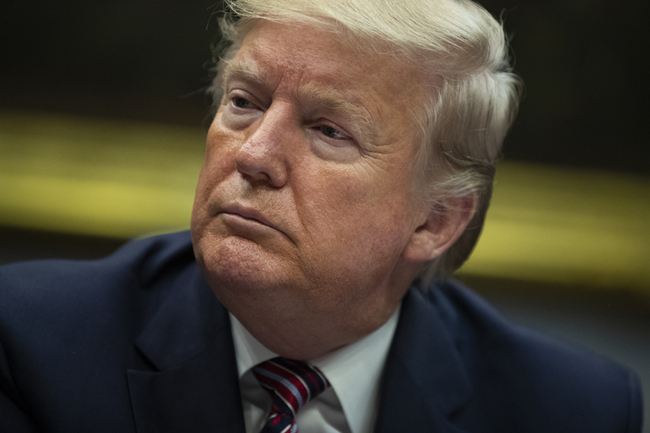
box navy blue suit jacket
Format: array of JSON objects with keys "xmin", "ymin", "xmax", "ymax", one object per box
[{"xmin": 0, "ymin": 231, "xmax": 643, "ymax": 432}]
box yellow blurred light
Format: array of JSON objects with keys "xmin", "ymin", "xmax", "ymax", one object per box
[{"xmin": 1, "ymin": 110, "xmax": 649, "ymax": 292}]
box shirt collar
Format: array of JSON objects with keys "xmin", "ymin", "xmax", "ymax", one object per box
[
  {"xmin": 230, "ymin": 306, "xmax": 401, "ymax": 433},
  {"xmin": 231, "ymin": 314, "xmax": 277, "ymax": 378}
]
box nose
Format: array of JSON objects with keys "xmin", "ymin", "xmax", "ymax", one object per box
[{"xmin": 235, "ymin": 107, "xmax": 290, "ymax": 188}]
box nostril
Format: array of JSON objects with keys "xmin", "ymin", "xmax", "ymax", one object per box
[
  {"xmin": 236, "ymin": 158, "xmax": 273, "ymax": 183},
  {"xmin": 234, "ymin": 143, "xmax": 287, "ymax": 187}
]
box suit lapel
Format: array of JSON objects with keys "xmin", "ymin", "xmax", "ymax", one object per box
[
  {"xmin": 375, "ymin": 287, "xmax": 472, "ymax": 433},
  {"xmin": 127, "ymin": 265, "xmax": 245, "ymax": 433},
  {"xmin": 124, "ymin": 251, "xmax": 472, "ymax": 433}
]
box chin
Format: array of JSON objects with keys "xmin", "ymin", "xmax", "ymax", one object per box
[{"xmin": 195, "ymin": 235, "xmax": 300, "ymax": 298}]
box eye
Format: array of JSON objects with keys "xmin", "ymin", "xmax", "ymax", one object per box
[
  {"xmin": 232, "ymin": 96, "xmax": 255, "ymax": 109},
  {"xmin": 221, "ymin": 91, "xmax": 264, "ymax": 130},
  {"xmin": 318, "ymin": 124, "xmax": 348, "ymax": 140}
]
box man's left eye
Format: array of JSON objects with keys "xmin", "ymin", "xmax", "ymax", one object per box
[{"xmin": 319, "ymin": 125, "xmax": 346, "ymax": 139}]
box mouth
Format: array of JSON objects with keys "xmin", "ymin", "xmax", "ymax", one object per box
[{"xmin": 219, "ymin": 204, "xmax": 288, "ymax": 238}]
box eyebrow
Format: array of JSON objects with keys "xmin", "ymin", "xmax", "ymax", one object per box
[
  {"xmin": 222, "ymin": 58, "xmax": 376, "ymax": 141},
  {"xmin": 298, "ymin": 82, "xmax": 375, "ymax": 141},
  {"xmin": 221, "ymin": 59, "xmax": 268, "ymax": 94}
]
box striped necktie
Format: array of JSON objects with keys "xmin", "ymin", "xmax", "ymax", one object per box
[{"xmin": 252, "ymin": 357, "xmax": 331, "ymax": 433}]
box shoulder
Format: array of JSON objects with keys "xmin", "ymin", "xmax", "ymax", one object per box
[
  {"xmin": 0, "ymin": 230, "xmax": 194, "ymax": 289},
  {"xmin": 0, "ymin": 230, "xmax": 197, "ymax": 354},
  {"xmin": 0, "ymin": 230, "xmax": 194, "ymax": 307},
  {"xmin": 0, "ymin": 231, "xmax": 220, "ymax": 429},
  {"xmin": 422, "ymin": 279, "xmax": 644, "ymax": 433}
]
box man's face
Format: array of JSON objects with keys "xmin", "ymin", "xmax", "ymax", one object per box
[{"xmin": 191, "ymin": 20, "xmax": 432, "ymax": 359}]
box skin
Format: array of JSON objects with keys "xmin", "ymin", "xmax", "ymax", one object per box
[{"xmin": 191, "ymin": 20, "xmax": 473, "ymax": 360}]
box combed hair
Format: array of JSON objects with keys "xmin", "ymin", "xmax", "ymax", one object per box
[{"xmin": 209, "ymin": 0, "xmax": 522, "ymax": 287}]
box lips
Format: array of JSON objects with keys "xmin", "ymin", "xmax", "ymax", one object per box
[
  {"xmin": 224, "ymin": 204, "xmax": 273, "ymax": 226},
  {"xmin": 219, "ymin": 203, "xmax": 288, "ymax": 238}
]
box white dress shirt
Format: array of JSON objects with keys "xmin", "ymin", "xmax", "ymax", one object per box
[{"xmin": 230, "ymin": 306, "xmax": 400, "ymax": 433}]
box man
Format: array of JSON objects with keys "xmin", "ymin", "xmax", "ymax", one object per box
[{"xmin": 0, "ymin": 0, "xmax": 643, "ymax": 432}]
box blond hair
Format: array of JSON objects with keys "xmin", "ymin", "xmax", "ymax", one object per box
[{"xmin": 209, "ymin": 0, "xmax": 522, "ymax": 286}]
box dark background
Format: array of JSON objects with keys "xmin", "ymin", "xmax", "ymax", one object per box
[{"xmin": 1, "ymin": 0, "xmax": 649, "ymax": 175}]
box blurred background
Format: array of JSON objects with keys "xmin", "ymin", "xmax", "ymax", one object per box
[{"xmin": 1, "ymin": 0, "xmax": 649, "ymax": 427}]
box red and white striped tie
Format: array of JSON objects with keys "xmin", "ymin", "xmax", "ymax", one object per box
[{"xmin": 252, "ymin": 357, "xmax": 331, "ymax": 433}]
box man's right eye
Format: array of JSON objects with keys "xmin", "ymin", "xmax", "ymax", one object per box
[{"xmin": 233, "ymin": 96, "xmax": 253, "ymax": 109}]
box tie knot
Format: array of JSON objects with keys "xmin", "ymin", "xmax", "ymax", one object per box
[{"xmin": 252, "ymin": 357, "xmax": 330, "ymax": 429}]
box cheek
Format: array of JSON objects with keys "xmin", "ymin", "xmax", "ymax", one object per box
[
  {"xmin": 195, "ymin": 126, "xmax": 240, "ymax": 196},
  {"xmin": 205, "ymin": 128, "xmax": 238, "ymax": 177},
  {"xmin": 297, "ymin": 165, "xmax": 416, "ymax": 263},
  {"xmin": 310, "ymin": 165, "xmax": 414, "ymax": 227},
  {"xmin": 192, "ymin": 129, "xmax": 238, "ymax": 232}
]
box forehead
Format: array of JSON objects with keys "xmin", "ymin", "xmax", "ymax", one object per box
[
  {"xmin": 233, "ymin": 20, "xmax": 389, "ymax": 80},
  {"xmin": 225, "ymin": 20, "xmax": 428, "ymax": 137}
]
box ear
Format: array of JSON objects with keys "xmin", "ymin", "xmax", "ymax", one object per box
[{"xmin": 402, "ymin": 195, "xmax": 477, "ymax": 263}]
